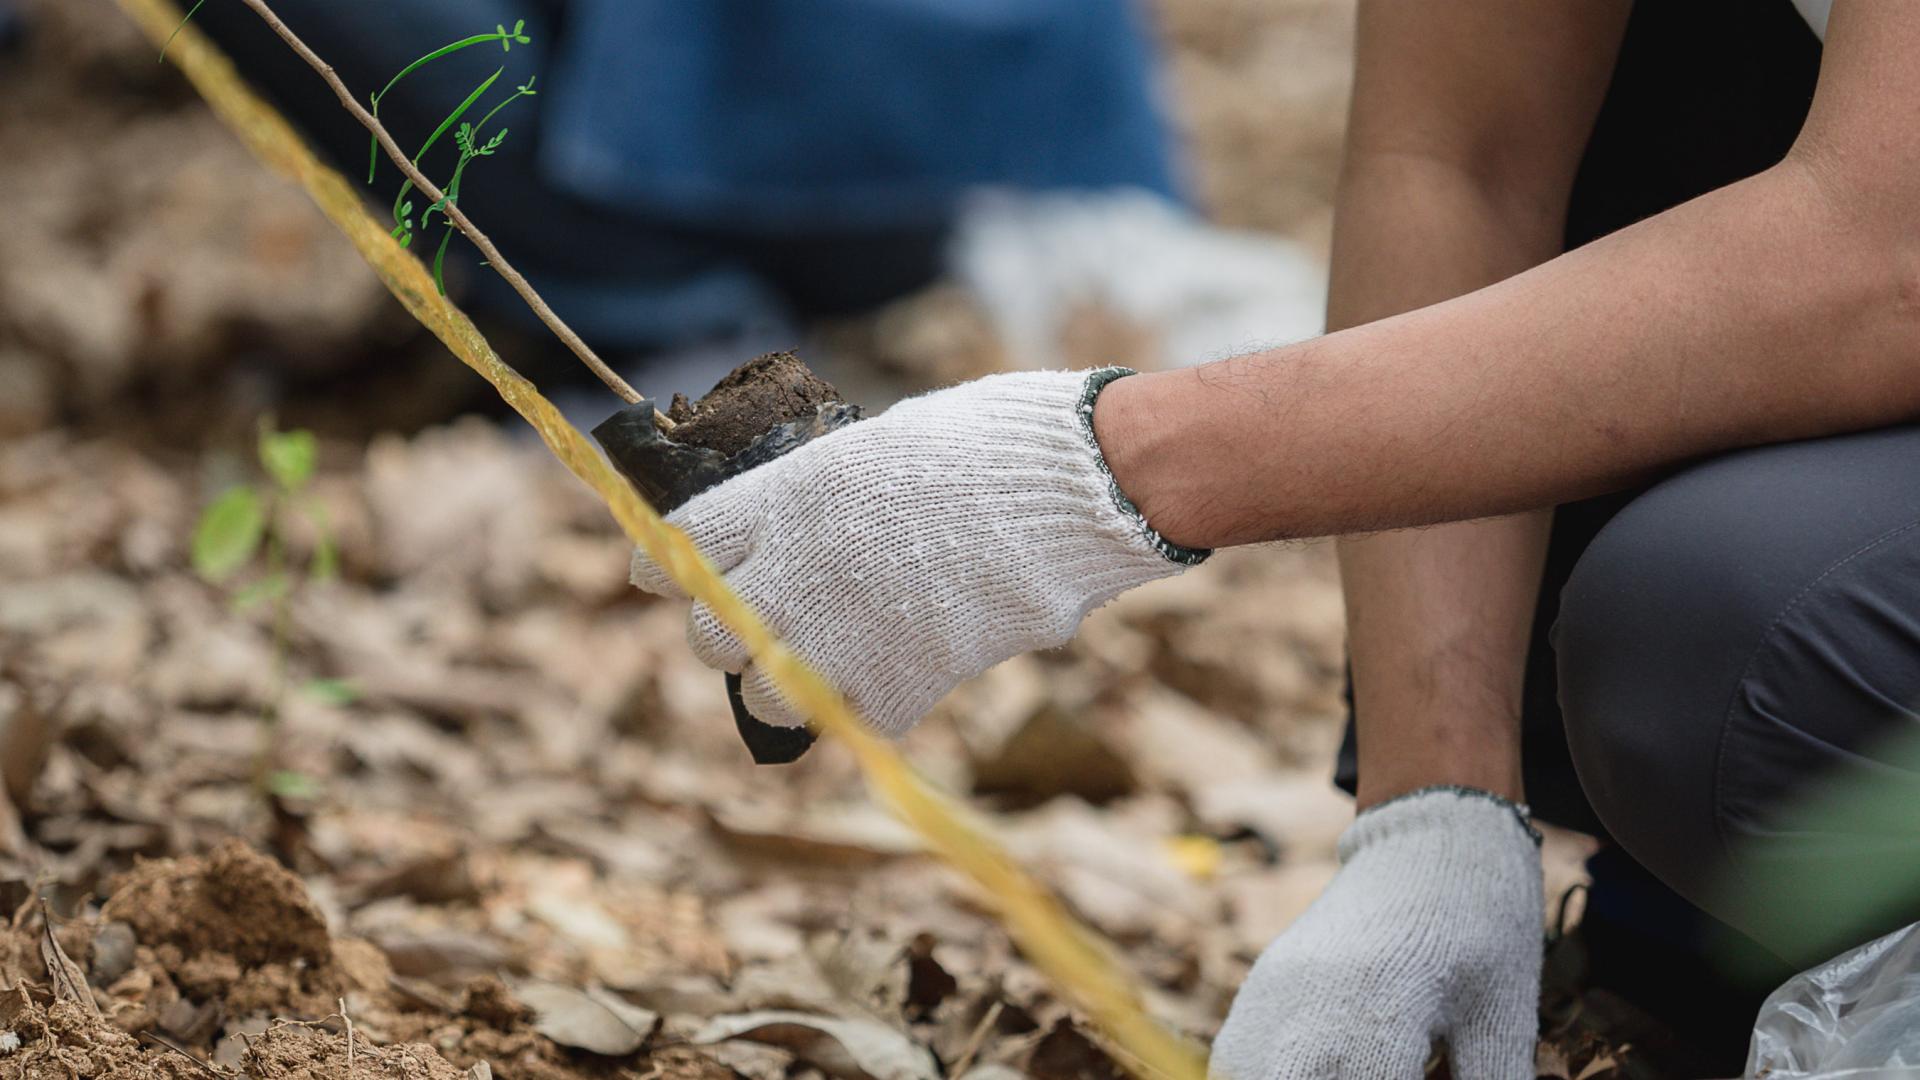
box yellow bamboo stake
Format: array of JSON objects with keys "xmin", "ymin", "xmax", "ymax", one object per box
[{"xmin": 112, "ymin": 3, "xmax": 1210, "ymax": 1077}]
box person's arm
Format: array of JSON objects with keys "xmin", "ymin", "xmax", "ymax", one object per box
[
  {"xmin": 1327, "ymin": 1, "xmax": 1627, "ymax": 812},
  {"xmin": 1096, "ymin": 2, "xmax": 1920, "ymax": 551},
  {"xmin": 1212, "ymin": 10, "xmax": 1628, "ymax": 1077},
  {"xmin": 630, "ymin": 5, "xmax": 1920, "ymax": 1075},
  {"xmin": 641, "ymin": 4, "xmax": 1920, "ymax": 748}
]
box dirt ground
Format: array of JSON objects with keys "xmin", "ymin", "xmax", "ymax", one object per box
[{"xmin": 0, "ymin": 1, "xmax": 1633, "ymax": 1077}]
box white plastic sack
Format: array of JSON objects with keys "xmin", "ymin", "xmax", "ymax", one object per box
[
  {"xmin": 952, "ymin": 188, "xmax": 1327, "ymax": 373},
  {"xmin": 1746, "ymin": 921, "xmax": 1920, "ymax": 1078}
]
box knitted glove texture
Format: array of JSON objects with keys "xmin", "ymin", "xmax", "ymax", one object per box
[
  {"xmin": 629, "ymin": 368, "xmax": 1202, "ymax": 735},
  {"xmin": 1210, "ymin": 787, "xmax": 1544, "ymax": 1080}
]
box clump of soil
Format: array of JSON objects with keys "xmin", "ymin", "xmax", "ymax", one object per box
[
  {"xmin": 100, "ymin": 839, "xmax": 357, "ymax": 1019},
  {"xmin": 0, "ymin": 843, "xmax": 665, "ymax": 1079},
  {"xmin": 232, "ymin": 1024, "xmax": 466, "ymax": 1080},
  {"xmin": 105, "ymin": 840, "xmax": 333, "ymax": 970},
  {"xmin": 3, "ymin": 998, "xmax": 201, "ymax": 1080},
  {"xmin": 458, "ymin": 976, "xmax": 531, "ymax": 1032},
  {"xmin": 662, "ymin": 352, "xmax": 843, "ymax": 457}
]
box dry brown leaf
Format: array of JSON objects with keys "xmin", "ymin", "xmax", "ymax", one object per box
[
  {"xmin": 528, "ymin": 890, "xmax": 631, "ymax": 953},
  {"xmin": 692, "ymin": 1011, "xmax": 941, "ymax": 1080},
  {"xmin": 696, "ymin": 1040, "xmax": 797, "ymax": 1080},
  {"xmin": 903, "ymin": 934, "xmax": 958, "ymax": 1020},
  {"xmin": 1222, "ymin": 861, "xmax": 1340, "ymax": 953},
  {"xmin": 1535, "ymin": 1039, "xmax": 1574, "ymax": 1079},
  {"xmin": 1193, "ymin": 774, "xmax": 1354, "ymax": 862},
  {"xmin": 39, "ymin": 900, "xmax": 100, "ymax": 1017},
  {"xmin": 809, "ymin": 928, "xmax": 912, "ymax": 1018},
  {"xmin": 1117, "ymin": 687, "xmax": 1280, "ymax": 796},
  {"xmin": 372, "ymin": 927, "xmax": 512, "ymax": 980},
  {"xmin": 514, "ymin": 979, "xmax": 660, "ymax": 1056},
  {"xmin": 1003, "ymin": 800, "xmax": 1213, "ymax": 939},
  {"xmin": 708, "ymin": 801, "xmax": 923, "ymax": 864},
  {"xmin": 1024, "ymin": 1019, "xmax": 1125, "ymax": 1080},
  {"xmin": 969, "ymin": 704, "xmax": 1137, "ymax": 807},
  {"xmin": 0, "ymin": 675, "xmax": 55, "ymax": 812}
]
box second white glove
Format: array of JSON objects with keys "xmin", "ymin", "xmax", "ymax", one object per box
[
  {"xmin": 1211, "ymin": 786, "xmax": 1545, "ymax": 1080},
  {"xmin": 629, "ymin": 368, "xmax": 1206, "ymax": 735}
]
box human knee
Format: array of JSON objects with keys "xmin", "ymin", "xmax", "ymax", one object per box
[
  {"xmin": 1551, "ymin": 480, "xmax": 1787, "ymax": 900},
  {"xmin": 1555, "ymin": 433, "xmax": 1920, "ymax": 924}
]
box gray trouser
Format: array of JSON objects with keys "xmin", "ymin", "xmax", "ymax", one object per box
[
  {"xmin": 1337, "ymin": 426, "xmax": 1920, "ymax": 970},
  {"xmin": 1555, "ymin": 426, "xmax": 1920, "ymax": 965}
]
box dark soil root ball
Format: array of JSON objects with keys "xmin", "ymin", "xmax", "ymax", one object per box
[
  {"xmin": 593, "ymin": 351, "xmax": 860, "ymax": 516},
  {"xmin": 663, "ymin": 351, "xmax": 844, "ymax": 457},
  {"xmin": 592, "ymin": 351, "xmax": 862, "ymax": 767}
]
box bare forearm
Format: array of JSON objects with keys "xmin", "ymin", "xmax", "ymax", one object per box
[
  {"xmin": 1343, "ymin": 521, "xmax": 1544, "ymax": 806},
  {"xmin": 1326, "ymin": 155, "xmax": 1564, "ymax": 809},
  {"xmin": 1098, "ymin": 159, "xmax": 1920, "ymax": 548}
]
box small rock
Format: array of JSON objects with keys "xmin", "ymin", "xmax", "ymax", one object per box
[{"xmin": 88, "ymin": 921, "xmax": 136, "ymax": 985}]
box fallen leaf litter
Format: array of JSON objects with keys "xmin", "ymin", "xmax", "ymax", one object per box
[{"xmin": 0, "ymin": 0, "xmax": 1630, "ymax": 1075}]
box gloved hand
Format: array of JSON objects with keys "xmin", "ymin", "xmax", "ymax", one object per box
[
  {"xmin": 1210, "ymin": 787, "xmax": 1544, "ymax": 1080},
  {"xmin": 629, "ymin": 368, "xmax": 1206, "ymax": 735}
]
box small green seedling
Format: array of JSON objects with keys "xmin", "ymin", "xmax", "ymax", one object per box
[
  {"xmin": 370, "ymin": 22, "xmax": 537, "ymax": 295},
  {"xmin": 384, "ymin": 73, "xmax": 537, "ymax": 294},
  {"xmin": 193, "ymin": 417, "xmax": 336, "ymax": 596},
  {"xmin": 420, "ymin": 79, "xmax": 535, "ymax": 289},
  {"xmin": 192, "ymin": 418, "xmax": 356, "ymax": 794},
  {"xmin": 366, "ymin": 20, "xmax": 530, "ymax": 185},
  {"xmin": 162, "ymin": 4, "xmax": 538, "ymax": 295}
]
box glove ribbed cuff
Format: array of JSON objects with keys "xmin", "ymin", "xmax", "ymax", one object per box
[
  {"xmin": 1344, "ymin": 785, "xmax": 1543, "ymax": 863},
  {"xmin": 1076, "ymin": 367, "xmax": 1212, "ymax": 567}
]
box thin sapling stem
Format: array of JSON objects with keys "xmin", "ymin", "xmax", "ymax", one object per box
[
  {"xmin": 419, "ymin": 80, "xmax": 533, "ymax": 291},
  {"xmin": 387, "ymin": 66, "xmax": 503, "ymax": 246},
  {"xmin": 226, "ymin": 0, "xmax": 659, "ymax": 418}
]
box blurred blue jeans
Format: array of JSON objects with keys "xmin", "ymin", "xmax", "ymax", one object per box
[{"xmin": 190, "ymin": 0, "xmax": 1177, "ymax": 357}]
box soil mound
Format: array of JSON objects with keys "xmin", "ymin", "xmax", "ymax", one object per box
[
  {"xmin": 234, "ymin": 1025, "xmax": 467, "ymax": 1080},
  {"xmin": 105, "ymin": 840, "xmax": 334, "ymax": 971},
  {"xmin": 0, "ymin": 844, "xmax": 701, "ymax": 1079}
]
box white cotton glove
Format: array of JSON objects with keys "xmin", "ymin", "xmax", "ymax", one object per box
[
  {"xmin": 1211, "ymin": 787, "xmax": 1544, "ymax": 1080},
  {"xmin": 629, "ymin": 368, "xmax": 1205, "ymax": 735}
]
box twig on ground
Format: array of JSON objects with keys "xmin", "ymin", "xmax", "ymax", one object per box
[
  {"xmin": 227, "ymin": 0, "xmax": 674, "ymax": 429},
  {"xmin": 949, "ymin": 999, "xmax": 1003, "ymax": 1077},
  {"xmin": 138, "ymin": 1031, "xmax": 226, "ymax": 1078},
  {"xmin": 340, "ymin": 996, "xmax": 353, "ymax": 1072}
]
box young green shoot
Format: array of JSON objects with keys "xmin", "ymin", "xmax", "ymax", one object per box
[
  {"xmin": 367, "ymin": 20, "xmax": 529, "ymax": 183},
  {"xmin": 199, "ymin": 0, "xmax": 648, "ymax": 406},
  {"xmin": 419, "ymin": 78, "xmax": 536, "ymax": 293},
  {"xmin": 365, "ymin": 28, "xmax": 538, "ymax": 293},
  {"xmin": 191, "ymin": 417, "xmax": 353, "ymax": 796},
  {"xmin": 387, "ymin": 66, "xmax": 504, "ymax": 249}
]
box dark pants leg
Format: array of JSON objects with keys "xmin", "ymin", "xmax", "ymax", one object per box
[
  {"xmin": 1334, "ymin": 431, "xmax": 1920, "ymax": 1068},
  {"xmin": 1556, "ymin": 426, "xmax": 1920, "ymax": 967}
]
